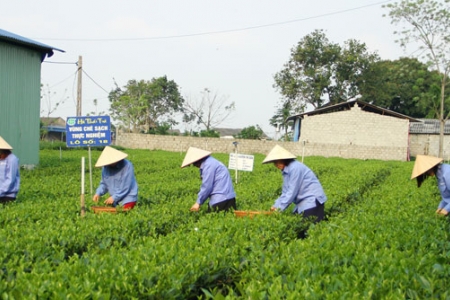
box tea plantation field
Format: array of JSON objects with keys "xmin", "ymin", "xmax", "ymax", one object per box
[{"xmin": 1, "ymin": 147, "xmax": 449, "ymax": 299}]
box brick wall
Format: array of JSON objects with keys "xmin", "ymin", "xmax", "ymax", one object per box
[
  {"xmin": 116, "ymin": 106, "xmax": 411, "ymax": 161},
  {"xmin": 409, "ymin": 134, "xmax": 450, "ymax": 159},
  {"xmin": 299, "ymin": 105, "xmax": 410, "ymax": 161}
]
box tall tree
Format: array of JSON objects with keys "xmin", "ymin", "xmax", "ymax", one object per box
[
  {"xmin": 384, "ymin": 0, "xmax": 450, "ymax": 157},
  {"xmin": 182, "ymin": 88, "xmax": 235, "ymax": 131},
  {"xmin": 273, "ymin": 29, "xmax": 340, "ymax": 110},
  {"xmin": 273, "ymin": 30, "xmax": 379, "ymax": 113},
  {"xmin": 359, "ymin": 57, "xmax": 443, "ymax": 117},
  {"xmin": 332, "ymin": 39, "xmax": 380, "ymax": 104},
  {"xmin": 109, "ymin": 76, "xmax": 184, "ymax": 132}
]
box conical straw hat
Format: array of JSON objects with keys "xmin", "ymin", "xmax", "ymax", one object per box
[
  {"xmin": 181, "ymin": 147, "xmax": 211, "ymax": 168},
  {"xmin": 262, "ymin": 145, "xmax": 296, "ymax": 164},
  {"xmin": 0, "ymin": 136, "xmax": 13, "ymax": 150},
  {"xmin": 411, "ymin": 155, "xmax": 443, "ymax": 179},
  {"xmin": 95, "ymin": 146, "xmax": 128, "ymax": 167}
]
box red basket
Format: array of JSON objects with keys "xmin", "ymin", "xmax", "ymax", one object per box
[{"xmin": 234, "ymin": 210, "xmax": 272, "ymax": 218}]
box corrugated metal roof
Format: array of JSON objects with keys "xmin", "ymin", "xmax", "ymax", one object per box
[
  {"xmin": 0, "ymin": 28, "xmax": 64, "ymax": 60},
  {"xmin": 409, "ymin": 119, "xmax": 450, "ymax": 134},
  {"xmin": 286, "ymin": 100, "xmax": 420, "ymax": 122}
]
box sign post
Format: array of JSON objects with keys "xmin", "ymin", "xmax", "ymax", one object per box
[
  {"xmin": 228, "ymin": 149, "xmax": 255, "ymax": 184},
  {"xmin": 66, "ymin": 116, "xmax": 111, "ymax": 147},
  {"xmin": 80, "ymin": 157, "xmax": 86, "ymax": 217},
  {"xmin": 66, "ymin": 116, "xmax": 111, "ymax": 216}
]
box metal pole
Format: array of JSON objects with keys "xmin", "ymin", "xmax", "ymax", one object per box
[
  {"xmin": 80, "ymin": 157, "xmax": 86, "ymax": 217},
  {"xmin": 302, "ymin": 140, "xmax": 306, "ymax": 163},
  {"xmin": 233, "ymin": 142, "xmax": 239, "ymax": 184},
  {"xmin": 88, "ymin": 146, "xmax": 93, "ymax": 195}
]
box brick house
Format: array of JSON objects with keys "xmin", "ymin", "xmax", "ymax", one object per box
[
  {"xmin": 286, "ymin": 100, "xmax": 419, "ymax": 161},
  {"xmin": 40, "ymin": 117, "xmax": 66, "ymax": 141}
]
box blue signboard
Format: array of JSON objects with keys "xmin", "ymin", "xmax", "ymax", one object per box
[{"xmin": 66, "ymin": 116, "xmax": 111, "ymax": 147}]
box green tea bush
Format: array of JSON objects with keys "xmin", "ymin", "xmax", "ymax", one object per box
[{"xmin": 0, "ymin": 149, "xmax": 448, "ymax": 299}]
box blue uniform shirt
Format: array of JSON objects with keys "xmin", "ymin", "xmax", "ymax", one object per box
[
  {"xmin": 0, "ymin": 153, "xmax": 20, "ymax": 198},
  {"xmin": 197, "ymin": 156, "xmax": 236, "ymax": 206},
  {"xmin": 273, "ymin": 160, "xmax": 327, "ymax": 213},
  {"xmin": 436, "ymin": 164, "xmax": 450, "ymax": 212},
  {"xmin": 95, "ymin": 159, "xmax": 138, "ymax": 207}
]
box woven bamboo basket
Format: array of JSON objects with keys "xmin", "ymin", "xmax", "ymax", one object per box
[
  {"xmin": 234, "ymin": 210, "xmax": 272, "ymax": 218},
  {"xmin": 91, "ymin": 206, "xmax": 129, "ymax": 214}
]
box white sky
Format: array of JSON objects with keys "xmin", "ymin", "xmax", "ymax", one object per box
[{"xmin": 2, "ymin": 0, "xmax": 411, "ymax": 138}]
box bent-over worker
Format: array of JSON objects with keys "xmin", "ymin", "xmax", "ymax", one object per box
[
  {"xmin": 0, "ymin": 136, "xmax": 20, "ymax": 204},
  {"xmin": 263, "ymin": 145, "xmax": 327, "ymax": 237},
  {"xmin": 181, "ymin": 147, "xmax": 236, "ymax": 212},
  {"xmin": 93, "ymin": 146, "xmax": 138, "ymax": 209},
  {"xmin": 411, "ymin": 154, "xmax": 449, "ymax": 216}
]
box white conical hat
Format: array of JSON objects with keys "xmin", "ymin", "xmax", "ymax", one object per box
[
  {"xmin": 181, "ymin": 147, "xmax": 211, "ymax": 168},
  {"xmin": 411, "ymin": 155, "xmax": 443, "ymax": 179},
  {"xmin": 262, "ymin": 145, "xmax": 296, "ymax": 164},
  {"xmin": 0, "ymin": 136, "xmax": 13, "ymax": 150},
  {"xmin": 95, "ymin": 146, "xmax": 128, "ymax": 167}
]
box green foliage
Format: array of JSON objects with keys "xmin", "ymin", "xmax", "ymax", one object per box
[
  {"xmin": 39, "ymin": 120, "xmax": 48, "ymax": 140},
  {"xmin": 359, "ymin": 57, "xmax": 445, "ymax": 118},
  {"xmin": 187, "ymin": 130, "xmax": 220, "ymax": 137},
  {"xmin": 1, "ymin": 149, "xmax": 449, "ymax": 298},
  {"xmin": 200, "ymin": 130, "xmax": 220, "ymax": 138},
  {"xmin": 146, "ymin": 122, "xmax": 173, "ymax": 135},
  {"xmin": 109, "ymin": 76, "xmax": 184, "ymax": 133},
  {"xmin": 273, "ymin": 29, "xmax": 379, "ymax": 111},
  {"xmin": 384, "ymin": 0, "xmax": 450, "ymax": 156},
  {"xmin": 235, "ymin": 125, "xmax": 264, "ymax": 140}
]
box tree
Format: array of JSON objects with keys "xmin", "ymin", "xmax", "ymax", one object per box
[
  {"xmin": 269, "ymin": 101, "xmax": 295, "ymax": 141},
  {"xmin": 273, "ymin": 29, "xmax": 379, "ymax": 112},
  {"xmin": 273, "ymin": 30, "xmax": 340, "ymax": 110},
  {"xmin": 359, "ymin": 57, "xmax": 443, "ymax": 117},
  {"xmin": 384, "ymin": 0, "xmax": 450, "ymax": 157},
  {"xmin": 182, "ymin": 88, "xmax": 235, "ymax": 131},
  {"xmin": 332, "ymin": 39, "xmax": 380, "ymax": 104},
  {"xmin": 109, "ymin": 76, "xmax": 184, "ymax": 133},
  {"xmin": 235, "ymin": 125, "xmax": 264, "ymax": 140}
]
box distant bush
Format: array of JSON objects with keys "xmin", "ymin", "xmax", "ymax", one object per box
[{"xmin": 39, "ymin": 141, "xmax": 126, "ymax": 151}]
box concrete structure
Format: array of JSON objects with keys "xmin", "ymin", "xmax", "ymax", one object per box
[
  {"xmin": 409, "ymin": 119, "xmax": 450, "ymax": 159},
  {"xmin": 286, "ymin": 100, "xmax": 419, "ymax": 161},
  {"xmin": 1, "ymin": 28, "xmax": 63, "ymax": 165},
  {"xmin": 114, "ymin": 100, "xmax": 420, "ymax": 161}
]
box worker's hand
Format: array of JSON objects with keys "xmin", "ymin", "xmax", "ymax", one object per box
[
  {"xmin": 270, "ymin": 206, "xmax": 278, "ymax": 212},
  {"xmin": 437, "ymin": 208, "xmax": 449, "ymax": 216},
  {"xmin": 190, "ymin": 203, "xmax": 200, "ymax": 212},
  {"xmin": 93, "ymin": 194, "xmax": 100, "ymax": 202},
  {"xmin": 104, "ymin": 197, "xmax": 114, "ymax": 205}
]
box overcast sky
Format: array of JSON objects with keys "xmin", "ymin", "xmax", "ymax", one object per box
[{"xmin": 2, "ymin": 0, "xmax": 411, "ymax": 138}]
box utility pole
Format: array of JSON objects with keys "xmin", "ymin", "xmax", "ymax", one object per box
[{"xmin": 76, "ymin": 56, "xmax": 82, "ymax": 116}]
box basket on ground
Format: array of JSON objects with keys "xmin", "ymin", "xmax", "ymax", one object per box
[
  {"xmin": 91, "ymin": 206, "xmax": 129, "ymax": 214},
  {"xmin": 234, "ymin": 210, "xmax": 272, "ymax": 218}
]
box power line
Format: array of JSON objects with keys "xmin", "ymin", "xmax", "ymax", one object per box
[
  {"xmin": 34, "ymin": 0, "xmax": 393, "ymax": 42},
  {"xmin": 82, "ymin": 69, "xmax": 109, "ymax": 94},
  {"xmin": 48, "ymin": 70, "xmax": 78, "ymax": 88}
]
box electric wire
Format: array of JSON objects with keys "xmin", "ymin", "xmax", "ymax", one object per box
[
  {"xmin": 82, "ymin": 69, "xmax": 110, "ymax": 94},
  {"xmin": 33, "ymin": 0, "xmax": 393, "ymax": 42}
]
